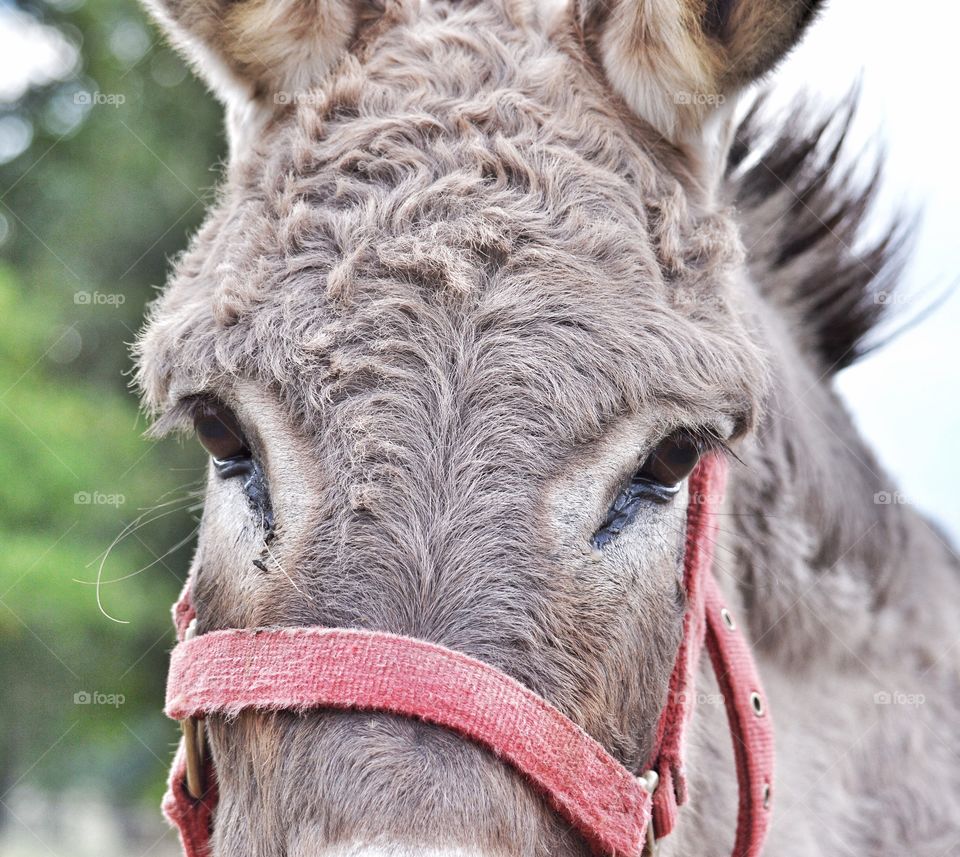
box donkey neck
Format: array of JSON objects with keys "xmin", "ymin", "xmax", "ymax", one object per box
[
  {"xmin": 720, "ymin": 288, "xmax": 960, "ymax": 667},
  {"xmin": 671, "ymin": 286, "xmax": 960, "ymax": 856}
]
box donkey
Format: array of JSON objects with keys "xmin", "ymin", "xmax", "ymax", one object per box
[{"xmin": 134, "ymin": 0, "xmax": 960, "ymax": 853}]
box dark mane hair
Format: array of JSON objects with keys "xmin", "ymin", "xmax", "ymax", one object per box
[{"xmin": 727, "ymin": 95, "xmax": 910, "ymax": 372}]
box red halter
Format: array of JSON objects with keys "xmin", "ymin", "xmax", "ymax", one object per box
[{"xmin": 162, "ymin": 455, "xmax": 774, "ymax": 856}]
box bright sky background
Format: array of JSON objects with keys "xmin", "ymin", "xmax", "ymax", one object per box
[
  {"xmin": 770, "ymin": 0, "xmax": 960, "ymax": 540},
  {"xmin": 2, "ymin": 0, "xmax": 957, "ymax": 538}
]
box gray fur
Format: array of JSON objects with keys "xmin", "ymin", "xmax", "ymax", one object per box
[{"xmin": 135, "ymin": 0, "xmax": 960, "ymax": 853}]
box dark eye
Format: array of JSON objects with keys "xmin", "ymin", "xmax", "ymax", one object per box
[
  {"xmin": 591, "ymin": 431, "xmax": 705, "ymax": 549},
  {"xmin": 636, "ymin": 432, "xmax": 703, "ymax": 488},
  {"xmin": 190, "ymin": 399, "xmax": 273, "ymax": 534},
  {"xmin": 194, "ymin": 403, "xmax": 249, "ymax": 463}
]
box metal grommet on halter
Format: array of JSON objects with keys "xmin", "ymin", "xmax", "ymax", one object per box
[
  {"xmin": 720, "ymin": 607, "xmax": 736, "ymax": 631},
  {"xmin": 750, "ymin": 691, "xmax": 765, "ymax": 717}
]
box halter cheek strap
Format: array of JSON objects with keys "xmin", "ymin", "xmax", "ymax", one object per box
[{"xmin": 162, "ymin": 456, "xmax": 774, "ymax": 857}]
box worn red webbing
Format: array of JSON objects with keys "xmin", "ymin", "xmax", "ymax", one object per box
[{"xmin": 167, "ymin": 625, "xmax": 653, "ymax": 854}]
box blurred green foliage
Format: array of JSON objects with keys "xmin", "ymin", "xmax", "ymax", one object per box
[{"xmin": 0, "ymin": 0, "xmax": 223, "ymax": 815}]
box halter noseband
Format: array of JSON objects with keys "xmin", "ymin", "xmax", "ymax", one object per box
[{"xmin": 162, "ymin": 455, "xmax": 774, "ymax": 856}]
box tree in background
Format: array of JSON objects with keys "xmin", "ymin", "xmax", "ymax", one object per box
[{"xmin": 0, "ymin": 0, "xmax": 222, "ymax": 822}]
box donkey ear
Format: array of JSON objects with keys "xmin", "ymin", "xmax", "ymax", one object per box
[
  {"xmin": 575, "ymin": 0, "xmax": 825, "ymax": 143},
  {"xmin": 142, "ymin": 0, "xmax": 358, "ymax": 144}
]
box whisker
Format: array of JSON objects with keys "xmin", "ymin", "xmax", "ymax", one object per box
[
  {"xmin": 86, "ymin": 485, "xmax": 202, "ymax": 569},
  {"xmin": 88, "ymin": 485, "xmax": 202, "ymax": 624},
  {"xmin": 264, "ymin": 540, "xmax": 314, "ymax": 602},
  {"xmin": 74, "ymin": 525, "xmax": 199, "ymax": 586},
  {"xmin": 661, "ymin": 520, "xmax": 763, "ymax": 591},
  {"xmin": 86, "ymin": 500, "xmax": 193, "ymax": 570}
]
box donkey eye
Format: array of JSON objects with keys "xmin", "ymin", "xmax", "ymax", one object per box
[
  {"xmin": 194, "ymin": 403, "xmax": 249, "ymax": 464},
  {"xmin": 191, "ymin": 399, "xmax": 273, "ymax": 532},
  {"xmin": 636, "ymin": 433, "xmax": 703, "ymax": 488},
  {"xmin": 591, "ymin": 431, "xmax": 705, "ymax": 550}
]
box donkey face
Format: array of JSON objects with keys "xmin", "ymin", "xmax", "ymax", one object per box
[{"xmin": 137, "ymin": 0, "xmax": 818, "ymax": 853}]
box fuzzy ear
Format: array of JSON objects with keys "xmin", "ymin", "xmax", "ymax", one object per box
[
  {"xmin": 142, "ymin": 0, "xmax": 359, "ymax": 148},
  {"xmin": 575, "ymin": 0, "xmax": 824, "ymax": 143}
]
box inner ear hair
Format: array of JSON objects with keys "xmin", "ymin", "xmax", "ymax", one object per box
[
  {"xmin": 716, "ymin": 0, "xmax": 826, "ymax": 90},
  {"xmin": 702, "ymin": 0, "xmax": 735, "ymax": 40},
  {"xmin": 141, "ymin": 0, "xmax": 363, "ymax": 154},
  {"xmin": 573, "ymin": 0, "xmax": 826, "ymax": 145}
]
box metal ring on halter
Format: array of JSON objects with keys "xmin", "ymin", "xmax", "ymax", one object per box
[
  {"xmin": 639, "ymin": 770, "xmax": 660, "ymax": 856},
  {"xmin": 180, "ymin": 619, "xmax": 206, "ymax": 799}
]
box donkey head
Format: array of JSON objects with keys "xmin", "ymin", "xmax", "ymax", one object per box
[{"xmin": 137, "ymin": 0, "xmax": 820, "ymax": 853}]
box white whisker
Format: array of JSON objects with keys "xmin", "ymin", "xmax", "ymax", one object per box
[{"xmin": 264, "ymin": 539, "xmax": 314, "ymax": 602}]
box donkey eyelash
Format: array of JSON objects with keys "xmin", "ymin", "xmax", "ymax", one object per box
[
  {"xmin": 147, "ymin": 395, "xmax": 217, "ymax": 439},
  {"xmin": 687, "ymin": 426, "xmax": 735, "ymax": 461},
  {"xmin": 147, "ymin": 394, "xmax": 243, "ymax": 440}
]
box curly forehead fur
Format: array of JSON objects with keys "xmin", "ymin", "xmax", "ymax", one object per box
[{"xmin": 137, "ymin": 2, "xmax": 766, "ymax": 425}]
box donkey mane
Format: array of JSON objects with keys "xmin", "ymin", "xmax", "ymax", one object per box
[{"xmin": 728, "ymin": 96, "xmax": 909, "ymax": 373}]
